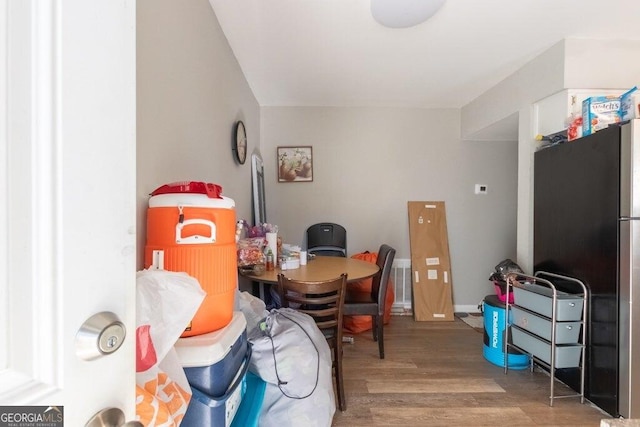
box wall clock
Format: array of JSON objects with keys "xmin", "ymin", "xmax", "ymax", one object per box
[{"xmin": 233, "ymin": 121, "xmax": 247, "ymax": 165}]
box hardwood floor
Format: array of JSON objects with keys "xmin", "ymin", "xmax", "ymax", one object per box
[{"xmin": 332, "ymin": 315, "xmax": 609, "ymax": 427}]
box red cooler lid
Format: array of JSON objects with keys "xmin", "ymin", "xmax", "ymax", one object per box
[{"xmin": 150, "ymin": 181, "xmax": 222, "ymax": 198}]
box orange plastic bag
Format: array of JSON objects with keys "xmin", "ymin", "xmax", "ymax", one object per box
[
  {"xmin": 343, "ymin": 251, "xmax": 394, "ymax": 333},
  {"xmin": 135, "ymin": 371, "xmax": 191, "ymax": 426}
]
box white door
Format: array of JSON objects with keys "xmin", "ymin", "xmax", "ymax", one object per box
[{"xmin": 0, "ymin": 1, "xmax": 137, "ymax": 425}]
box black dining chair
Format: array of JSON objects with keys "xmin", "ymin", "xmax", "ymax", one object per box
[
  {"xmin": 343, "ymin": 244, "xmax": 396, "ymax": 359},
  {"xmin": 277, "ymin": 273, "xmax": 348, "ymax": 411},
  {"xmin": 306, "ymin": 222, "xmax": 347, "ymax": 257}
]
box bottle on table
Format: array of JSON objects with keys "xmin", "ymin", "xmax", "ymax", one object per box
[{"xmin": 266, "ymin": 248, "xmax": 274, "ymax": 271}]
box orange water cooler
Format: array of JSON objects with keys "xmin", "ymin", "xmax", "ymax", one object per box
[{"xmin": 144, "ymin": 182, "xmax": 237, "ymax": 337}]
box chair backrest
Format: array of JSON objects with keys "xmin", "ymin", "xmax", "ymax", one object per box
[
  {"xmin": 277, "ymin": 273, "xmax": 347, "ymax": 342},
  {"xmin": 306, "ymin": 223, "xmax": 347, "ymax": 257},
  {"xmin": 370, "ymin": 244, "xmax": 396, "ymax": 313}
]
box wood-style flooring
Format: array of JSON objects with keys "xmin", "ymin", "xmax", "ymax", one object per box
[{"xmin": 332, "ymin": 315, "xmax": 610, "ymax": 427}]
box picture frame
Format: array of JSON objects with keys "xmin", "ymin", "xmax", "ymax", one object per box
[{"xmin": 277, "ymin": 146, "xmax": 313, "ymax": 182}]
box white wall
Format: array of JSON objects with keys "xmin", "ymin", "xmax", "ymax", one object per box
[
  {"xmin": 564, "ymin": 39, "xmax": 640, "ymax": 89},
  {"xmin": 261, "ymin": 107, "xmax": 518, "ymax": 308},
  {"xmin": 462, "ymin": 38, "xmax": 640, "ymax": 273},
  {"xmin": 461, "ymin": 40, "xmax": 567, "ymax": 141},
  {"xmin": 136, "ymin": 0, "xmax": 259, "ymax": 269},
  {"xmin": 134, "ymin": 0, "xmax": 532, "ymax": 308}
]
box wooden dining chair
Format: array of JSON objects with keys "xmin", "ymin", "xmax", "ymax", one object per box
[
  {"xmin": 343, "ymin": 244, "xmax": 396, "ymax": 359},
  {"xmin": 277, "ymin": 272, "xmax": 348, "ymax": 411}
]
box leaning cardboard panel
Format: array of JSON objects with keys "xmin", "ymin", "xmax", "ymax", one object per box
[{"xmin": 407, "ymin": 201, "xmax": 454, "ymax": 321}]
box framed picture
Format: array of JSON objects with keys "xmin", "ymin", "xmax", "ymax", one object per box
[{"xmin": 277, "ymin": 146, "xmax": 313, "ymax": 182}]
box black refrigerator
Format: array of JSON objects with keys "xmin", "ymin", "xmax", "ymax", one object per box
[{"xmin": 534, "ymin": 119, "xmax": 640, "ymax": 418}]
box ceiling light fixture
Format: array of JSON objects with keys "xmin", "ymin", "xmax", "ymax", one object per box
[{"xmin": 371, "ymin": 0, "xmax": 446, "ymax": 29}]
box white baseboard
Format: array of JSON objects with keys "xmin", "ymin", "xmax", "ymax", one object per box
[{"xmin": 454, "ymin": 304, "xmax": 482, "ymax": 314}]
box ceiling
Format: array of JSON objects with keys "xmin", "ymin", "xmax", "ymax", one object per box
[{"xmin": 210, "ymin": 0, "xmax": 640, "ymax": 109}]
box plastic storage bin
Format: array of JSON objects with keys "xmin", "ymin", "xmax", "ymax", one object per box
[
  {"xmin": 512, "ymin": 282, "xmax": 583, "ymax": 321},
  {"xmin": 511, "ymin": 327, "xmax": 583, "ymax": 369},
  {"xmin": 144, "ymin": 182, "xmax": 237, "ymax": 336},
  {"xmin": 180, "ymin": 354, "xmax": 250, "ymax": 427},
  {"xmin": 511, "ymin": 306, "xmax": 581, "ymax": 344},
  {"xmin": 482, "ymin": 295, "xmax": 529, "ymax": 369},
  {"xmin": 175, "ymin": 312, "xmax": 248, "ymax": 396}
]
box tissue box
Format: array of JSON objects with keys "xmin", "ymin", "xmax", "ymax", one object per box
[
  {"xmin": 621, "ymin": 86, "xmax": 640, "ymax": 121},
  {"xmin": 582, "ymin": 95, "xmax": 621, "ymax": 136}
]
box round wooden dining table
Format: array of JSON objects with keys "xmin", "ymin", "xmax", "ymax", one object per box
[{"xmin": 241, "ymin": 255, "xmax": 379, "ymax": 284}]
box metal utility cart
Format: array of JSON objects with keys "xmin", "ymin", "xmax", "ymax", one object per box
[{"xmin": 503, "ymin": 271, "xmax": 588, "ymax": 407}]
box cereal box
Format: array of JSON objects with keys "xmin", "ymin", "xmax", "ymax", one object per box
[
  {"xmin": 621, "ymin": 86, "xmax": 640, "ymax": 121},
  {"xmin": 582, "ymin": 95, "xmax": 621, "ymax": 136}
]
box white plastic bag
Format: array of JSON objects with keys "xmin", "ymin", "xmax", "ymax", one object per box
[
  {"xmin": 135, "ymin": 269, "xmax": 205, "ymax": 427},
  {"xmin": 237, "ymin": 291, "xmax": 269, "ymax": 340}
]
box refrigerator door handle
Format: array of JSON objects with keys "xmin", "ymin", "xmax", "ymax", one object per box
[{"xmin": 619, "ymin": 218, "xmax": 640, "ymax": 418}]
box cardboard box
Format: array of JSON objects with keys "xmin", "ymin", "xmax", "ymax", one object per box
[
  {"xmin": 621, "ymin": 86, "xmax": 640, "ymax": 121},
  {"xmin": 582, "ymin": 95, "xmax": 621, "ymax": 136},
  {"xmin": 407, "ymin": 201, "xmax": 454, "ymax": 321}
]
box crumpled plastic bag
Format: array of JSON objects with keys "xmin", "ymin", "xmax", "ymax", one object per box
[
  {"xmin": 237, "ymin": 291, "xmax": 269, "ymax": 341},
  {"xmin": 135, "ymin": 269, "xmax": 205, "ymax": 427},
  {"xmin": 493, "ymin": 258, "xmax": 524, "ymax": 280}
]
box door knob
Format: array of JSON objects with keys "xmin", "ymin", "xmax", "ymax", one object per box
[
  {"xmin": 85, "ymin": 407, "xmax": 143, "ymax": 427},
  {"xmin": 75, "ymin": 311, "xmax": 126, "ymax": 361}
]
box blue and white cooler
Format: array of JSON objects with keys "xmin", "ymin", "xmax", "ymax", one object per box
[
  {"xmin": 175, "ymin": 311, "xmax": 251, "ymax": 426},
  {"xmin": 482, "ymin": 294, "xmax": 529, "ymax": 369}
]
